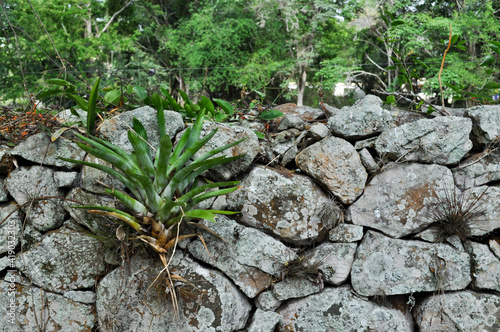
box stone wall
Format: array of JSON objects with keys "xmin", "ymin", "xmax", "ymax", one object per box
[{"xmin": 1, "ymin": 97, "xmax": 499, "ymax": 331}]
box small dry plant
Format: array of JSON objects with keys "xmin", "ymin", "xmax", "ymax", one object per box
[{"xmin": 428, "ymin": 186, "xmax": 489, "ymax": 242}]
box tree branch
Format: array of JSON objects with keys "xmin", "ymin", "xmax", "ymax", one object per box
[{"xmin": 96, "ymin": 0, "xmax": 134, "ymax": 38}]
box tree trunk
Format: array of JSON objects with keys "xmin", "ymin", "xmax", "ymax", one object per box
[{"xmin": 297, "ymin": 65, "xmax": 307, "ymax": 106}]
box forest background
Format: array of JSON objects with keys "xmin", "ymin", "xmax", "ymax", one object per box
[{"xmin": 1, "ymin": 0, "xmax": 500, "ymax": 111}]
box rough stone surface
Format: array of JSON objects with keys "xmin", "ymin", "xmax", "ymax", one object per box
[
  {"xmin": 10, "ymin": 132, "xmax": 86, "ymax": 169},
  {"xmin": 490, "ymin": 240, "xmax": 500, "ymax": 260},
  {"xmin": 307, "ymin": 123, "xmax": 330, "ymax": 141},
  {"xmin": 274, "ymin": 103, "xmax": 325, "ymax": 122},
  {"xmin": 63, "ymin": 290, "xmax": 96, "ymax": 304},
  {"xmin": 187, "ymin": 216, "xmax": 297, "ymax": 298},
  {"xmin": 0, "ymin": 203, "xmax": 22, "ymax": 255},
  {"xmin": 0, "ymin": 280, "xmax": 96, "ymax": 331},
  {"xmin": 375, "ymin": 116, "xmax": 473, "ymax": 165},
  {"xmin": 295, "ymin": 137, "xmax": 367, "ymax": 204},
  {"xmin": 99, "ymin": 107, "xmax": 184, "ymax": 154},
  {"xmin": 277, "ymin": 286, "xmax": 412, "ymax": 331},
  {"xmin": 350, "ymin": 162, "xmax": 455, "ymax": 238},
  {"xmin": 329, "ymin": 223, "xmax": 364, "ymax": 243},
  {"xmin": 80, "ymin": 154, "xmax": 125, "ymax": 194},
  {"xmin": 304, "ymin": 242, "xmax": 357, "ymax": 285},
  {"xmin": 256, "ymin": 291, "xmax": 281, "ymax": 311},
  {"xmin": 354, "ymin": 136, "xmax": 377, "ymax": 150},
  {"xmin": 327, "ymin": 94, "xmax": 393, "ymax": 139},
  {"xmin": 53, "ymin": 171, "xmax": 79, "ymax": 188},
  {"xmin": 351, "ymin": 231, "xmax": 471, "ymax": 296},
  {"xmin": 248, "ymin": 309, "xmax": 281, "ymax": 332},
  {"xmin": 64, "ymin": 187, "xmax": 119, "ymax": 235},
  {"xmin": 453, "ymin": 150, "xmax": 500, "ymax": 190},
  {"xmin": 193, "ymin": 122, "xmax": 260, "ymax": 180},
  {"xmin": 15, "ymin": 227, "xmax": 106, "ymax": 293},
  {"xmin": 462, "ymin": 186, "xmax": 500, "ymax": 236},
  {"xmin": 0, "ymin": 178, "xmax": 8, "ymax": 201},
  {"xmin": 56, "ymin": 108, "xmax": 87, "ymax": 125},
  {"xmin": 273, "ymin": 278, "xmax": 322, "ymax": 301},
  {"xmin": 359, "ymin": 147, "xmax": 381, "ymax": 173},
  {"xmin": 96, "ymin": 251, "xmax": 251, "ymax": 332},
  {"xmin": 277, "ymin": 114, "xmax": 306, "ymax": 131},
  {"xmin": 5, "ymin": 166, "xmax": 66, "ymax": 232},
  {"xmin": 465, "ymin": 105, "xmax": 500, "ymax": 145},
  {"xmin": 225, "ymin": 165, "xmax": 337, "ymax": 244},
  {"xmin": 465, "ymin": 241, "xmax": 500, "ymax": 292},
  {"xmin": 414, "ymin": 290, "xmax": 500, "ymax": 331}
]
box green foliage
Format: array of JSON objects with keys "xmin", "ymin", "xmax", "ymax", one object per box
[{"xmin": 61, "ymin": 109, "xmax": 245, "ymax": 253}]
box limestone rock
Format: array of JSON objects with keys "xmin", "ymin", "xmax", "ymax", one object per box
[
  {"xmin": 5, "ymin": 166, "xmax": 66, "ymax": 232},
  {"xmin": 15, "ymin": 227, "xmax": 106, "ymax": 293},
  {"xmin": 329, "ymin": 224, "xmax": 364, "ymax": 243},
  {"xmin": 375, "ymin": 116, "xmax": 473, "ymax": 165},
  {"xmin": 80, "ymin": 154, "xmax": 125, "ymax": 194},
  {"xmin": 0, "ymin": 203, "xmax": 21, "ymax": 255},
  {"xmin": 277, "ymin": 286, "xmax": 412, "ymax": 331},
  {"xmin": 0, "ymin": 280, "xmax": 96, "ymax": 331},
  {"xmin": 193, "ymin": 122, "xmax": 260, "ymax": 180},
  {"xmin": 225, "ymin": 165, "xmax": 337, "ymax": 244},
  {"xmin": 187, "ymin": 216, "xmax": 297, "ymax": 298},
  {"xmin": 351, "ymin": 231, "xmax": 471, "ymax": 297},
  {"xmin": 248, "ymin": 309, "xmax": 281, "ymax": 332},
  {"xmin": 64, "ymin": 188, "xmax": 119, "ymax": 235},
  {"xmin": 303, "ymin": 242, "xmax": 357, "ymax": 285},
  {"xmin": 53, "ymin": 171, "xmax": 79, "ymax": 188},
  {"xmin": 99, "ymin": 107, "xmax": 184, "ymax": 154},
  {"xmin": 414, "ymin": 290, "xmax": 500, "ymax": 331},
  {"xmin": 272, "ymin": 278, "xmax": 322, "ymax": 301},
  {"xmin": 96, "ymin": 251, "xmax": 251, "ymax": 332},
  {"xmin": 350, "ymin": 162, "xmax": 455, "ymax": 238},
  {"xmin": 10, "ymin": 132, "xmax": 86, "ymax": 169},
  {"xmin": 490, "ymin": 239, "xmax": 500, "ymax": 260},
  {"xmin": 0, "ymin": 178, "xmax": 7, "ymax": 201},
  {"xmin": 461, "ymin": 186, "xmax": 500, "ymax": 236},
  {"xmin": 274, "ymin": 103, "xmax": 325, "ymax": 122},
  {"xmin": 307, "ymin": 123, "xmax": 330, "ymax": 141},
  {"xmin": 327, "ymin": 94, "xmax": 394, "ymax": 139},
  {"xmin": 277, "ymin": 114, "xmax": 306, "ymax": 131},
  {"xmin": 465, "ymin": 241, "xmax": 500, "ymax": 292},
  {"xmin": 256, "ymin": 291, "xmax": 281, "ymax": 311},
  {"xmin": 453, "ymin": 150, "xmax": 500, "ymax": 190},
  {"xmin": 465, "ymin": 105, "xmax": 500, "ymax": 145},
  {"xmin": 63, "ymin": 290, "xmax": 96, "ymax": 304},
  {"xmin": 295, "ymin": 137, "xmax": 367, "ymax": 204},
  {"xmin": 359, "ymin": 148, "xmax": 381, "ymax": 173}
]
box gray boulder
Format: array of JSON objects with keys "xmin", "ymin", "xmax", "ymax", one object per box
[
  {"xmin": 375, "ymin": 116, "xmax": 473, "ymax": 165},
  {"xmin": 10, "ymin": 132, "xmax": 86, "ymax": 169},
  {"xmin": 15, "ymin": 227, "xmax": 106, "ymax": 293},
  {"xmin": 414, "ymin": 290, "xmax": 500, "ymax": 331},
  {"xmin": 277, "ymin": 285, "xmax": 412, "ymax": 331},
  {"xmin": 274, "ymin": 103, "xmax": 325, "ymax": 122},
  {"xmin": 99, "ymin": 107, "xmax": 184, "ymax": 154},
  {"xmin": 491, "ymin": 239, "xmax": 500, "ymax": 260},
  {"xmin": 53, "ymin": 171, "xmax": 79, "ymax": 188},
  {"xmin": 96, "ymin": 251, "xmax": 251, "ymax": 332},
  {"xmin": 5, "ymin": 166, "xmax": 66, "ymax": 232},
  {"xmin": 248, "ymin": 309, "xmax": 281, "ymax": 332},
  {"xmin": 302, "ymin": 242, "xmax": 357, "ymax": 285},
  {"xmin": 327, "ymin": 94, "xmax": 394, "ymax": 139},
  {"xmin": 465, "ymin": 104, "xmax": 500, "ymax": 145},
  {"xmin": 272, "ymin": 277, "xmax": 322, "ymax": 301},
  {"xmin": 187, "ymin": 216, "xmax": 297, "ymax": 298},
  {"xmin": 465, "ymin": 241, "xmax": 500, "ymax": 292},
  {"xmin": 351, "ymin": 231, "xmax": 471, "ymax": 297},
  {"xmin": 0, "ymin": 203, "xmax": 22, "ymax": 255},
  {"xmin": 453, "ymin": 150, "xmax": 500, "ymax": 189},
  {"xmin": 295, "ymin": 137, "xmax": 367, "ymax": 204},
  {"xmin": 193, "ymin": 122, "xmax": 260, "ymax": 180},
  {"xmin": 329, "ymin": 224, "xmax": 364, "ymax": 243},
  {"xmin": 462, "ymin": 186, "xmax": 500, "ymax": 236},
  {"xmin": 350, "ymin": 162, "xmax": 455, "ymax": 238},
  {"xmin": 0, "ymin": 178, "xmax": 7, "ymax": 202},
  {"xmin": 225, "ymin": 165, "xmax": 338, "ymax": 244},
  {"xmin": 0, "ymin": 279, "xmax": 95, "ymax": 331},
  {"xmin": 256, "ymin": 291, "xmax": 281, "ymax": 311},
  {"xmin": 277, "ymin": 114, "xmax": 306, "ymax": 131}
]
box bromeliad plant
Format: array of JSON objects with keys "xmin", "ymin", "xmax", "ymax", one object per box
[{"xmin": 61, "ymin": 109, "xmax": 245, "ymax": 254}]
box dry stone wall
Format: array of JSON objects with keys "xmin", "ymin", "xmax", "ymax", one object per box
[{"xmin": 1, "ymin": 97, "xmax": 499, "ymax": 331}]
